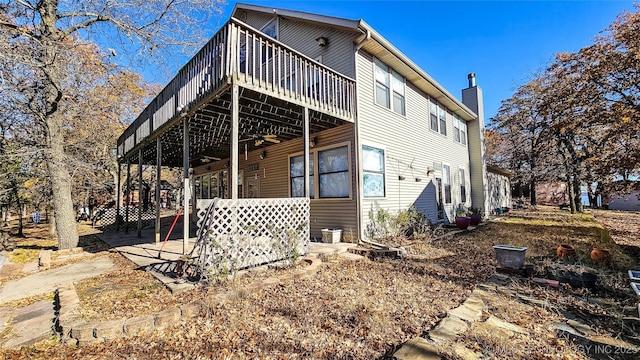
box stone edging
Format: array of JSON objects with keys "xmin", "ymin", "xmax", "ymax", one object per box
[
  {"xmin": 56, "ymin": 256, "xmax": 322, "ymax": 346},
  {"xmin": 39, "ymin": 247, "xmax": 89, "ymax": 270}
]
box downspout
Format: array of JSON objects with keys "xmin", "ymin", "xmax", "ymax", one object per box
[{"xmin": 353, "ymin": 24, "xmax": 370, "ymax": 244}]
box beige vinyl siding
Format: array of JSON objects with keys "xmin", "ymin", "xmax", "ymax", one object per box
[
  {"xmin": 356, "ymin": 50, "xmax": 472, "ymax": 234},
  {"xmin": 238, "ymin": 10, "xmax": 358, "ymax": 78},
  {"xmin": 193, "ymin": 123, "xmax": 357, "ymax": 241}
]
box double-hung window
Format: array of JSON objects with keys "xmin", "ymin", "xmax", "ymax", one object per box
[
  {"xmin": 362, "ymin": 146, "xmax": 385, "ymax": 197},
  {"xmin": 374, "ymin": 59, "xmax": 405, "ymax": 115},
  {"xmin": 459, "ymin": 168, "xmax": 466, "ymax": 203},
  {"xmin": 439, "ymin": 104, "xmax": 447, "ymax": 136},
  {"xmin": 318, "ymin": 146, "xmax": 349, "ymax": 198},
  {"xmin": 454, "ymin": 115, "xmax": 467, "ymax": 145},
  {"xmin": 429, "ymin": 99, "xmax": 438, "ymax": 131},
  {"xmin": 290, "ymin": 145, "xmax": 350, "ymax": 199},
  {"xmin": 290, "ymin": 155, "xmax": 314, "ymax": 198},
  {"xmin": 443, "ymin": 165, "xmax": 452, "ymax": 204}
]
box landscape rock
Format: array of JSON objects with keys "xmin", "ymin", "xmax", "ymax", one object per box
[{"xmin": 393, "ymin": 336, "xmax": 441, "ymax": 360}]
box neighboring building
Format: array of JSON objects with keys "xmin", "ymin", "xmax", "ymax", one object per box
[
  {"xmin": 487, "ymin": 165, "xmax": 511, "ymax": 213},
  {"xmin": 608, "ymin": 187, "xmax": 640, "ymax": 211},
  {"xmin": 116, "ymin": 3, "xmax": 496, "ymax": 244}
]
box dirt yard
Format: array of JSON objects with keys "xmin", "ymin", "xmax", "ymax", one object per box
[{"xmin": 1, "ymin": 206, "xmax": 639, "ymax": 359}]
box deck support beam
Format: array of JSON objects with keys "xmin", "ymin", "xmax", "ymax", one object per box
[
  {"xmin": 230, "ymin": 83, "xmax": 239, "ymax": 200},
  {"xmin": 155, "ymin": 137, "xmax": 162, "ymax": 244},
  {"xmin": 183, "ymin": 118, "xmax": 190, "ymax": 254},
  {"xmin": 303, "ymin": 107, "xmax": 310, "ymax": 198},
  {"xmin": 125, "ymin": 159, "xmax": 131, "ymax": 233},
  {"xmin": 137, "ymin": 148, "xmax": 143, "ymax": 238},
  {"xmin": 116, "ymin": 162, "xmax": 121, "ymax": 231}
]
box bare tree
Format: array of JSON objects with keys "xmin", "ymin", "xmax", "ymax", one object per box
[{"xmin": 0, "ymin": 0, "xmax": 225, "ymax": 249}]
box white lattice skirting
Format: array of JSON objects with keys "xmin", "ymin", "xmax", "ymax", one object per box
[{"xmin": 192, "ymin": 198, "xmax": 310, "ymax": 279}]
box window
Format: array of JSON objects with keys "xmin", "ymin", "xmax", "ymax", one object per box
[
  {"xmin": 318, "ymin": 146, "xmax": 349, "ymax": 198},
  {"xmin": 374, "ymin": 59, "xmax": 405, "ymax": 115},
  {"xmin": 261, "ymin": 18, "xmax": 278, "ymax": 39},
  {"xmin": 454, "ymin": 114, "xmax": 467, "ymax": 145},
  {"xmin": 459, "ymin": 168, "xmax": 466, "ymax": 203},
  {"xmin": 443, "ymin": 165, "xmax": 451, "ymax": 204},
  {"xmin": 290, "ymin": 155, "xmax": 314, "ymax": 198},
  {"xmin": 362, "ymin": 146, "xmax": 385, "ymax": 197},
  {"xmin": 430, "ymin": 99, "xmax": 438, "ymax": 131},
  {"xmin": 439, "ymin": 104, "xmax": 447, "ymax": 136},
  {"xmin": 289, "ymin": 145, "xmax": 350, "ymax": 199},
  {"xmin": 260, "ymin": 18, "xmax": 278, "ymax": 63}
]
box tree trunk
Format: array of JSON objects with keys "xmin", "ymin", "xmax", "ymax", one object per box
[
  {"xmin": 567, "ymin": 177, "xmax": 576, "ymax": 214},
  {"xmin": 46, "ymin": 111, "xmax": 79, "ymax": 249},
  {"xmin": 529, "ymin": 178, "xmax": 537, "ymax": 205},
  {"xmin": 48, "ymin": 205, "xmax": 57, "ymax": 239},
  {"xmin": 573, "ymin": 178, "xmax": 583, "ymax": 212},
  {"xmin": 39, "ymin": 2, "xmax": 80, "ymax": 250}
]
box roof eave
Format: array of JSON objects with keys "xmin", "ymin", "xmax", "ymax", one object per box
[
  {"xmin": 357, "ymin": 20, "xmax": 477, "ymax": 121},
  {"xmin": 233, "ymin": 3, "xmax": 360, "ymax": 31}
]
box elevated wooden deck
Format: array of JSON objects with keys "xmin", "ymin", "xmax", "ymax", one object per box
[{"xmin": 117, "ymin": 18, "xmax": 356, "ymax": 167}]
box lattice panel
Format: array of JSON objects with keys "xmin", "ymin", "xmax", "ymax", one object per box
[{"xmin": 191, "ymin": 198, "xmax": 310, "ymax": 281}]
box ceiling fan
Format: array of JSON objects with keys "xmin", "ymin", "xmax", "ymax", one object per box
[
  {"xmin": 240, "ymin": 134, "xmax": 281, "ymax": 147},
  {"xmin": 200, "ymin": 155, "xmax": 221, "ymax": 163}
]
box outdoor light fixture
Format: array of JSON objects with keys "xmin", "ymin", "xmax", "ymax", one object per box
[
  {"xmin": 426, "ymin": 167, "xmax": 435, "ymax": 175},
  {"xmin": 260, "ymin": 150, "xmax": 267, "ymax": 159},
  {"xmin": 315, "ymin": 36, "xmax": 328, "ymax": 47},
  {"xmin": 310, "ymin": 137, "xmax": 317, "ymax": 148}
]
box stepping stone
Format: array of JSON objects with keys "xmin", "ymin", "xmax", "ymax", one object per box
[
  {"xmin": 429, "ymin": 317, "xmax": 468, "ymax": 344},
  {"xmin": 393, "ymin": 337, "xmax": 441, "ymax": 360},
  {"xmin": 1, "ymin": 300, "xmax": 54, "ymax": 349},
  {"xmin": 485, "ymin": 315, "xmax": 527, "ymax": 335},
  {"xmin": 338, "ymin": 252, "xmax": 365, "ymax": 261},
  {"xmin": 453, "ymin": 344, "xmax": 482, "ymax": 360},
  {"xmin": 21, "ymin": 262, "xmax": 39, "ymax": 273},
  {"xmin": 448, "ymin": 304, "xmax": 482, "ymax": 323}
]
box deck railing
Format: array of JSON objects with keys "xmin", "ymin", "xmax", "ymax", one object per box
[{"xmin": 117, "ymin": 19, "xmax": 356, "ymax": 160}]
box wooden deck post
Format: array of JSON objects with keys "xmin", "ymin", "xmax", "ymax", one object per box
[
  {"xmin": 303, "ymin": 107, "xmax": 310, "ymax": 198},
  {"xmin": 183, "ymin": 118, "xmax": 190, "ymax": 254},
  {"xmin": 125, "ymin": 159, "xmax": 131, "ymax": 233},
  {"xmin": 155, "ymin": 137, "xmax": 162, "ymax": 244},
  {"xmin": 116, "ymin": 162, "xmax": 121, "ymax": 231},
  {"xmin": 230, "ymin": 83, "xmax": 239, "ymax": 200},
  {"xmin": 137, "ymin": 148, "xmax": 143, "ymax": 238}
]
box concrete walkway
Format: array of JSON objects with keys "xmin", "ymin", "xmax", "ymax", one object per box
[{"xmin": 0, "ymin": 256, "xmax": 114, "ymax": 304}]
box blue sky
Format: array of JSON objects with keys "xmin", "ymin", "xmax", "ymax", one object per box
[{"xmin": 152, "ymin": 0, "xmax": 637, "ymax": 123}]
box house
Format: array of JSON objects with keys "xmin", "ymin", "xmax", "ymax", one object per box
[
  {"xmin": 115, "ymin": 3, "xmax": 491, "ymax": 256},
  {"xmin": 605, "ymin": 181, "xmax": 640, "ymax": 211},
  {"xmin": 487, "ymin": 165, "xmax": 512, "ymax": 212}
]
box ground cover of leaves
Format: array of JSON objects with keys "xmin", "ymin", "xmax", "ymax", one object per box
[{"xmin": 1, "ymin": 206, "xmax": 639, "ymax": 359}]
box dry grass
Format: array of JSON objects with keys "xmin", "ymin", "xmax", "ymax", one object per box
[{"xmin": 2, "ymin": 206, "xmax": 639, "ymax": 359}]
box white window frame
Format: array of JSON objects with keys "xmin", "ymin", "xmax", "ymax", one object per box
[
  {"xmin": 439, "ymin": 105, "xmax": 447, "ymax": 136},
  {"xmin": 459, "ymin": 168, "xmax": 467, "ymax": 203},
  {"xmin": 362, "ymin": 144, "xmax": 386, "ymax": 198},
  {"xmin": 374, "ymin": 58, "xmax": 405, "ymax": 115},
  {"xmin": 442, "ymin": 163, "xmax": 452, "ymax": 204},
  {"xmin": 454, "ymin": 114, "xmax": 467, "ymax": 145},
  {"xmin": 429, "ymin": 98, "xmax": 438, "ymax": 132},
  {"xmin": 288, "ymin": 141, "xmax": 352, "ymax": 201}
]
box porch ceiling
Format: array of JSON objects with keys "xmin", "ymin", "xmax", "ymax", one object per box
[{"xmin": 127, "ymin": 86, "xmax": 349, "ymax": 167}]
